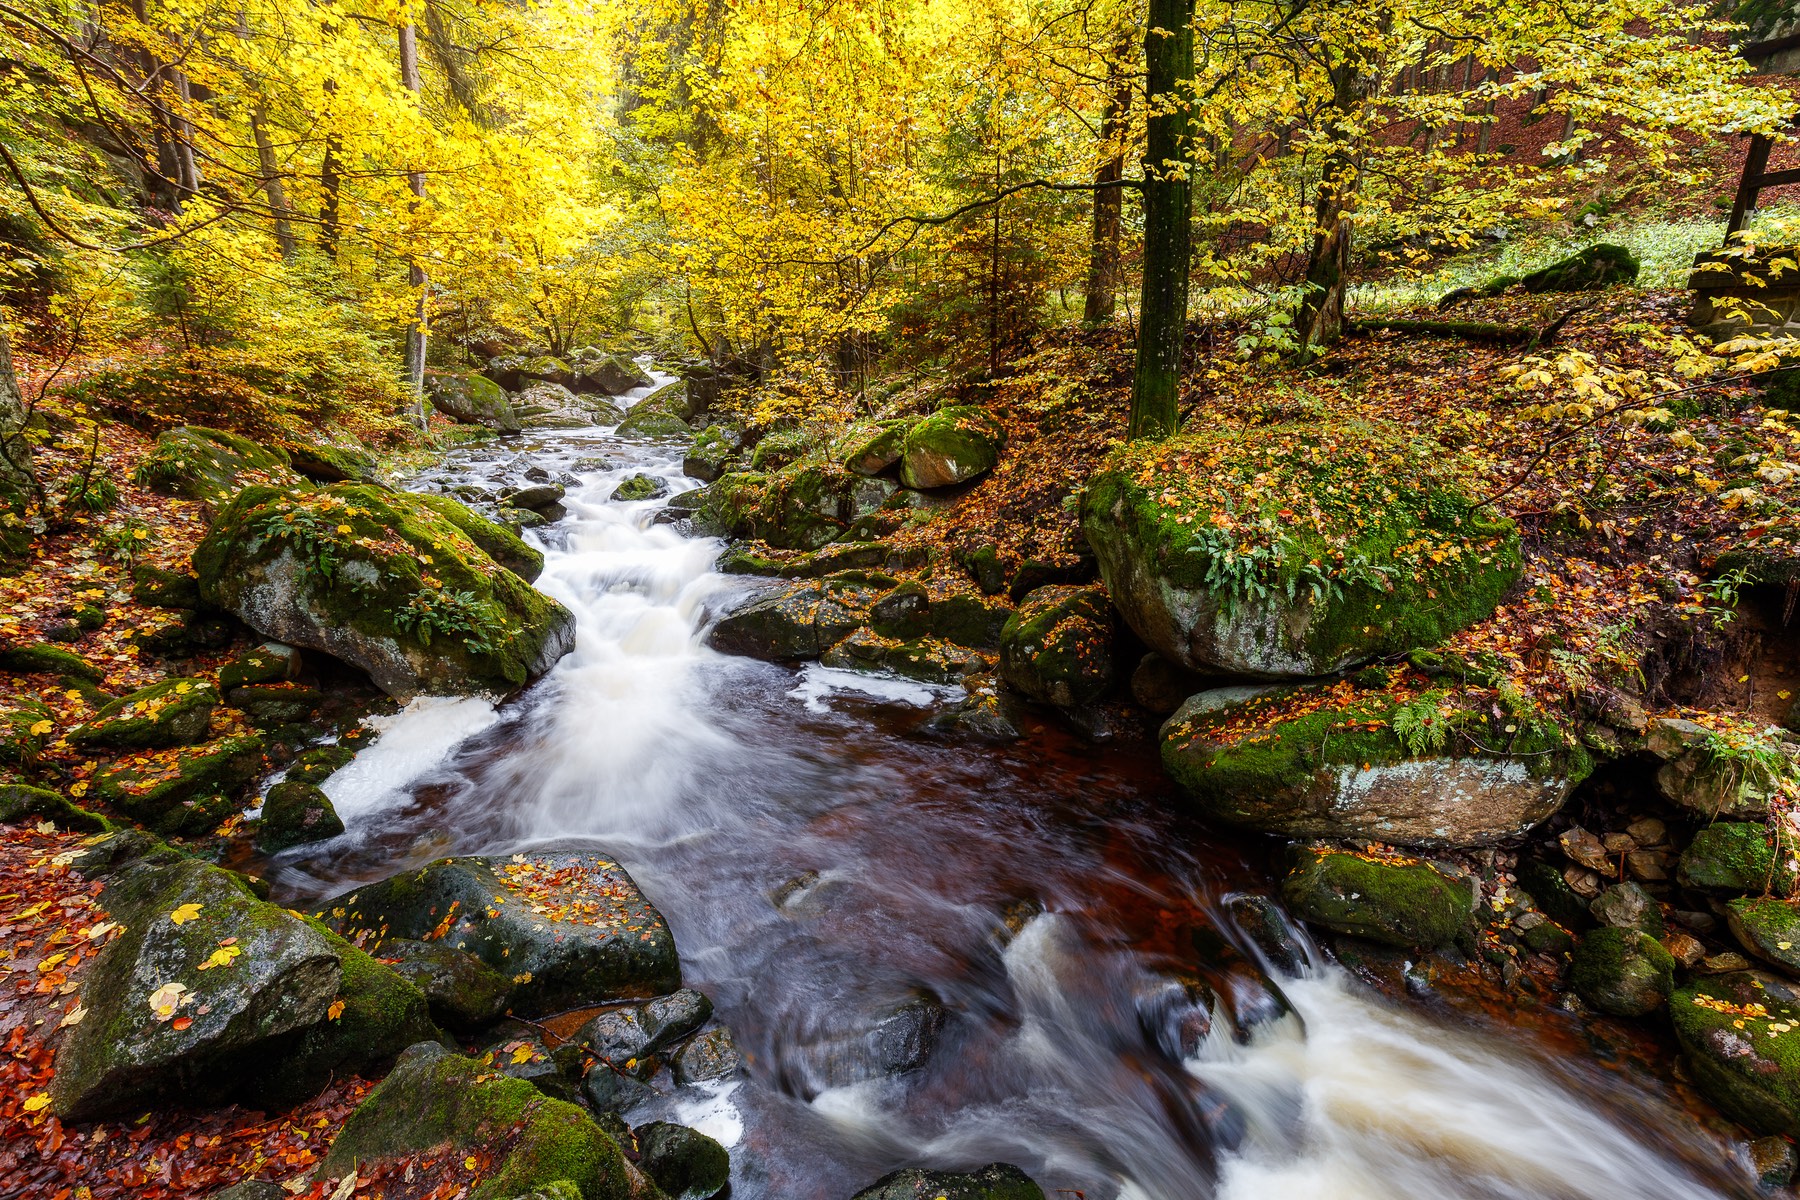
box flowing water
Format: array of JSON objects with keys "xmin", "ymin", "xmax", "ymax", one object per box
[{"xmin": 271, "ymin": 370, "xmax": 1758, "ymax": 1200}]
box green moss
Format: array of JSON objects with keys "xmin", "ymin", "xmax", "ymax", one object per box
[
  {"xmin": 1678, "ymin": 823, "xmax": 1799, "ymax": 896},
  {"xmin": 928, "ymin": 592, "xmax": 1013, "ymax": 649},
  {"xmin": 257, "ymin": 781, "xmax": 345, "ymax": 853},
  {"xmin": 899, "ymin": 406, "xmax": 1005, "ymax": 489},
  {"xmin": 287, "ymin": 743, "xmax": 356, "ymax": 784},
  {"xmin": 611, "ymin": 474, "xmax": 667, "ymax": 502},
  {"xmin": 92, "ymin": 733, "xmax": 265, "ymax": 834},
  {"xmin": 133, "ymin": 426, "xmax": 303, "ymax": 502},
  {"xmin": 0, "ymin": 783, "xmax": 112, "ymax": 831},
  {"xmin": 0, "ymin": 642, "xmax": 103, "ymax": 680},
  {"xmin": 998, "ymin": 585, "xmax": 1114, "ymax": 708},
  {"xmin": 1729, "ymin": 897, "xmax": 1800, "ymax": 974},
  {"xmin": 412, "ymin": 492, "xmax": 545, "ymax": 581},
  {"xmin": 838, "ymin": 419, "xmax": 911, "ymax": 475},
  {"xmin": 750, "ymin": 428, "xmax": 812, "ymax": 471},
  {"xmin": 1570, "ymin": 926, "xmax": 1673, "ymax": 1016},
  {"xmin": 71, "ymin": 677, "xmax": 218, "ymax": 750},
  {"xmin": 1281, "ymin": 846, "xmax": 1474, "ymax": 949},
  {"xmin": 615, "ymin": 385, "xmax": 693, "ymax": 439},
  {"xmin": 320, "ymin": 1044, "xmax": 636, "ymax": 1200},
  {"xmin": 1672, "ymin": 972, "xmax": 1800, "ymax": 1136}
]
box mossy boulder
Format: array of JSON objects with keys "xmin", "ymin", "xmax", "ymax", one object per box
[
  {"xmin": 749, "ymin": 428, "xmax": 813, "ymax": 471},
  {"xmin": 134, "ymin": 426, "xmax": 307, "ymax": 504},
  {"xmin": 319, "ymin": 1042, "xmax": 644, "ymax": 1200},
  {"xmin": 1570, "ymin": 927, "xmax": 1674, "ymax": 1016},
  {"xmin": 929, "ymin": 591, "xmax": 1014, "ymax": 651},
  {"xmin": 1678, "ymin": 823, "xmax": 1799, "ymax": 896},
  {"xmin": 850, "ymin": 1163, "xmax": 1045, "ymax": 1200},
  {"xmin": 319, "ymin": 848, "xmax": 680, "ymax": 1016},
  {"xmin": 574, "ymin": 352, "xmax": 655, "ymax": 396},
  {"xmin": 1729, "ymin": 898, "xmax": 1800, "ymax": 977},
  {"xmin": 92, "ymin": 732, "xmax": 265, "ymax": 835},
  {"xmin": 431, "ymin": 371, "xmax": 523, "ymax": 433},
  {"xmin": 998, "ymin": 585, "xmax": 1114, "ymax": 709},
  {"xmin": 513, "ymin": 382, "xmax": 625, "ymax": 429},
  {"xmin": 635, "ymin": 1121, "xmax": 729, "ymax": 1200},
  {"xmin": 708, "ymin": 581, "xmax": 825, "ymax": 660},
  {"xmin": 51, "ymin": 836, "xmax": 431, "ymax": 1120},
  {"xmin": 701, "ymin": 462, "xmax": 896, "ymax": 551},
  {"xmin": 256, "ymin": 780, "xmax": 345, "ymax": 853},
  {"xmin": 838, "ymin": 419, "xmax": 913, "ymax": 476},
  {"xmin": 379, "ymin": 938, "xmax": 513, "ymax": 1031},
  {"xmin": 193, "ymin": 484, "xmax": 575, "ymax": 700},
  {"xmin": 683, "ymin": 425, "xmax": 742, "ymax": 483},
  {"xmin": 1672, "ymin": 972, "xmax": 1800, "ymax": 1136},
  {"xmin": 218, "ymin": 642, "xmax": 303, "ymax": 690},
  {"xmin": 70, "ymin": 677, "xmax": 217, "ymax": 750},
  {"xmin": 0, "ymin": 782, "xmax": 111, "ymax": 831},
  {"xmin": 283, "ymin": 441, "xmax": 385, "ymax": 485},
  {"xmin": 412, "ymin": 491, "xmax": 547, "ymax": 581},
  {"xmin": 612, "ymin": 474, "xmax": 669, "ymax": 502},
  {"xmin": 1161, "ymin": 684, "xmax": 1587, "ymax": 848},
  {"xmin": 0, "ymin": 641, "xmax": 103, "ymax": 680},
  {"xmin": 132, "ymin": 564, "xmax": 205, "ymax": 610},
  {"xmin": 899, "ymin": 407, "xmax": 1005, "ymax": 489},
  {"xmin": 1657, "ymin": 742, "xmax": 1797, "ymax": 820},
  {"xmin": 1082, "ymin": 424, "xmax": 1520, "ymax": 677},
  {"xmin": 1280, "ymin": 845, "xmax": 1474, "ymax": 949},
  {"xmin": 615, "ymin": 383, "xmax": 694, "ymax": 439},
  {"xmin": 1518, "ymin": 242, "xmax": 1639, "ymax": 293}
]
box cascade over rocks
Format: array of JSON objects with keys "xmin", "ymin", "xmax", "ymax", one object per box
[
  {"xmin": 615, "ymin": 382, "xmax": 695, "ymax": 439},
  {"xmin": 319, "ymin": 848, "xmax": 680, "ymax": 1016},
  {"xmin": 193, "ymin": 483, "xmax": 575, "ymax": 700},
  {"xmin": 1160, "ymin": 683, "xmax": 1588, "ymax": 847},
  {"xmin": 51, "ymin": 832, "xmax": 436, "ymax": 1120},
  {"xmin": 1081, "ymin": 423, "xmax": 1520, "ymax": 677}
]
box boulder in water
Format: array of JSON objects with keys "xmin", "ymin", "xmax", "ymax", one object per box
[
  {"xmin": 318, "ymin": 1041, "xmax": 645, "ymax": 1200},
  {"xmin": 134, "ymin": 426, "xmax": 306, "ymax": 504},
  {"xmin": 255, "ymin": 780, "xmax": 344, "ymax": 853},
  {"xmin": 616, "ymin": 382, "xmax": 694, "ymax": 439},
  {"xmin": 572, "ymin": 350, "xmax": 654, "ymax": 396},
  {"xmin": 431, "ymin": 371, "xmax": 522, "ymax": 433},
  {"xmin": 708, "ymin": 581, "xmax": 824, "ymax": 659},
  {"xmin": 1081, "ymin": 424, "xmax": 1520, "ymax": 677},
  {"xmin": 850, "ymin": 1163, "xmax": 1046, "ymax": 1200},
  {"xmin": 700, "ymin": 462, "xmax": 896, "ymax": 550},
  {"xmin": 998, "ymin": 585, "xmax": 1114, "ymax": 709},
  {"xmin": 899, "ymin": 407, "xmax": 1005, "ymax": 489},
  {"xmin": 1570, "ymin": 927, "xmax": 1674, "ymax": 1016},
  {"xmin": 684, "ymin": 425, "xmax": 743, "ymax": 482},
  {"xmin": 612, "ymin": 473, "xmax": 669, "ymax": 502},
  {"xmin": 320, "ymin": 849, "xmax": 680, "ymax": 1016},
  {"xmin": 634, "ymin": 1121, "xmax": 730, "ymax": 1200},
  {"xmin": 1673, "ymin": 971, "xmax": 1800, "ymax": 1136},
  {"xmin": 193, "ymin": 484, "xmax": 574, "ymax": 700},
  {"xmin": 1160, "ymin": 684, "xmax": 1586, "ymax": 847},
  {"xmin": 1281, "ymin": 845, "xmax": 1474, "ymax": 950},
  {"xmin": 671, "ymin": 1027, "xmax": 744, "ymax": 1086},
  {"xmin": 513, "ymin": 381, "xmax": 625, "ymax": 429}
]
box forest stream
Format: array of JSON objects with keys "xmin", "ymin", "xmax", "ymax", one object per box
[{"xmin": 257, "ymin": 370, "xmax": 1758, "ymax": 1200}]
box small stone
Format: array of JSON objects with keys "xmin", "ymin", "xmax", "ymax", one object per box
[
  {"xmin": 1702, "ymin": 951, "xmax": 1754, "ymax": 974},
  {"xmin": 1559, "ymin": 827, "xmax": 1612, "ymax": 873},
  {"xmin": 1590, "ymin": 882, "xmax": 1664, "ymax": 936},
  {"xmin": 1601, "ymin": 832, "xmax": 1637, "ymax": 855},
  {"xmin": 1570, "ymin": 927, "xmax": 1674, "ymax": 1017},
  {"xmin": 1674, "ymin": 909, "xmax": 1719, "ymax": 934},
  {"xmin": 1625, "ymin": 849, "xmax": 1670, "ymax": 882},
  {"xmin": 1664, "ymin": 930, "xmax": 1706, "ymax": 969},
  {"xmin": 1513, "ymin": 911, "xmax": 1546, "ymax": 932},
  {"xmin": 671, "ymin": 1028, "xmax": 743, "ymax": 1086},
  {"xmin": 1750, "ymin": 1134, "xmax": 1797, "ymax": 1189},
  {"xmin": 1564, "ymin": 866, "xmax": 1603, "ymax": 899},
  {"xmin": 1626, "ymin": 817, "xmax": 1668, "ymax": 847}
]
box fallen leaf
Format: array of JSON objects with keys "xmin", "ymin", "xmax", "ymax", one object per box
[{"xmin": 170, "ymin": 902, "xmax": 202, "ymax": 925}]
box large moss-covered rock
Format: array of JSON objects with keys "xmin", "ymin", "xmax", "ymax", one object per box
[
  {"xmin": 1672, "ymin": 972, "xmax": 1800, "ymax": 1136},
  {"xmin": 707, "ymin": 581, "xmax": 824, "ymax": 659},
  {"xmin": 193, "ymin": 484, "xmax": 574, "ymax": 700},
  {"xmin": 412, "ymin": 491, "xmax": 547, "ymax": 581},
  {"xmin": 573, "ymin": 351, "xmax": 654, "ymax": 396},
  {"xmin": 899, "ymin": 407, "xmax": 1005, "ymax": 489},
  {"xmin": 283, "ymin": 441, "xmax": 385, "ymax": 485},
  {"xmin": 1729, "ymin": 897, "xmax": 1800, "ymax": 977},
  {"xmin": 513, "ymin": 382, "xmax": 625, "ymax": 429},
  {"xmin": 1161, "ymin": 684, "xmax": 1586, "ymax": 847},
  {"xmin": 52, "ymin": 836, "xmax": 431, "ymax": 1120},
  {"xmin": 92, "ymin": 732, "xmax": 265, "ymax": 835},
  {"xmin": 320, "ymin": 848, "xmax": 679, "ymax": 1016},
  {"xmin": 0, "ymin": 640, "xmax": 102, "ymax": 680},
  {"xmin": 998, "ymin": 585, "xmax": 1114, "ymax": 709},
  {"xmin": 615, "ymin": 383, "xmax": 694, "ymax": 439},
  {"xmin": 1281, "ymin": 845, "xmax": 1474, "ymax": 949},
  {"xmin": 1082, "ymin": 424, "xmax": 1520, "ymax": 677},
  {"xmin": 1678, "ymin": 823, "xmax": 1799, "ymax": 896},
  {"xmin": 701, "ymin": 462, "xmax": 896, "ymax": 550},
  {"xmin": 850, "ymin": 1164, "xmax": 1045, "ymax": 1200},
  {"xmin": 134, "ymin": 426, "xmax": 306, "ymax": 504},
  {"xmin": 838, "ymin": 419, "xmax": 912, "ymax": 476},
  {"xmin": 70, "ymin": 677, "xmax": 217, "ymax": 750},
  {"xmin": 0, "ymin": 782, "xmax": 111, "ymax": 831},
  {"xmin": 430, "ymin": 372, "xmax": 522, "ymax": 434},
  {"xmin": 683, "ymin": 425, "xmax": 743, "ymax": 483},
  {"xmin": 1570, "ymin": 927, "xmax": 1674, "ymax": 1016},
  {"xmin": 320, "ymin": 1042, "xmax": 644, "ymax": 1200},
  {"xmin": 1657, "ymin": 741, "xmax": 1797, "ymax": 820}
]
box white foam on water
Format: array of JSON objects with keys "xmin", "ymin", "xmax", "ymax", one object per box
[
  {"xmin": 321, "ymin": 695, "xmax": 500, "ymax": 822},
  {"xmin": 786, "ymin": 664, "xmax": 959, "ymax": 714},
  {"xmin": 673, "ymin": 1079, "xmax": 746, "ymax": 1149}
]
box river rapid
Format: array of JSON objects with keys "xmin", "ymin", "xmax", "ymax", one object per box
[{"xmin": 269, "ymin": 371, "xmax": 1759, "ymax": 1200}]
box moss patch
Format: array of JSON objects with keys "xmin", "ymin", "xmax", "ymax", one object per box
[
  {"xmin": 1678, "ymin": 823, "xmax": 1799, "ymax": 896},
  {"xmin": 1672, "ymin": 972, "xmax": 1800, "ymax": 1137},
  {"xmin": 1281, "ymin": 845, "xmax": 1474, "ymax": 949}
]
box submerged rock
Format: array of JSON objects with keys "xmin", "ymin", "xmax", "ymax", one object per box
[
  {"xmin": 671, "ymin": 1027, "xmax": 744, "ymax": 1086},
  {"xmin": 1281, "ymin": 845, "xmax": 1474, "ymax": 950},
  {"xmin": 194, "ymin": 484, "xmax": 574, "ymax": 700},
  {"xmin": 319, "ymin": 1041, "xmax": 645, "ymax": 1200},
  {"xmin": 1082, "ymin": 424, "xmax": 1519, "ymax": 677},
  {"xmin": 1160, "ymin": 684, "xmax": 1586, "ymax": 847},
  {"xmin": 850, "ymin": 1163, "xmax": 1046, "ymax": 1200},
  {"xmin": 320, "ymin": 849, "xmax": 680, "ymax": 1016},
  {"xmin": 998, "ymin": 585, "xmax": 1114, "ymax": 709}
]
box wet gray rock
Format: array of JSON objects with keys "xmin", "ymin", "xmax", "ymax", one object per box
[
  {"xmin": 644, "ymin": 988, "xmax": 715, "ymax": 1046},
  {"xmin": 635, "ymin": 1121, "xmax": 730, "ymax": 1200},
  {"xmin": 503, "ymin": 482, "xmax": 567, "ymax": 511},
  {"xmin": 1589, "ymin": 882, "xmax": 1664, "ymax": 937},
  {"xmin": 379, "ymin": 937, "xmax": 512, "ymax": 1031},
  {"xmin": 671, "ymin": 1028, "xmax": 745, "ymax": 1086},
  {"xmin": 850, "ymin": 1163, "xmax": 1045, "ymax": 1200},
  {"xmin": 584, "ymin": 1060, "xmax": 658, "ymax": 1114}
]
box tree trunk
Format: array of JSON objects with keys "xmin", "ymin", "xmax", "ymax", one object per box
[
  {"xmin": 1083, "ymin": 39, "xmax": 1133, "ymax": 325},
  {"xmin": 1126, "ymin": 0, "xmax": 1196, "ymax": 441},
  {"xmin": 1296, "ymin": 48, "xmax": 1380, "ymax": 359},
  {"xmin": 399, "ymin": 23, "xmax": 429, "ymax": 421},
  {"xmin": 250, "ymin": 103, "xmax": 297, "ymax": 259}
]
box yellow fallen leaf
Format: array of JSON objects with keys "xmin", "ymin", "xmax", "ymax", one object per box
[
  {"xmin": 68, "ymin": 781, "xmax": 87, "ymax": 798},
  {"xmin": 510, "ymin": 1043, "xmax": 535, "ymax": 1065},
  {"xmin": 147, "ymin": 981, "xmax": 188, "ymax": 1019},
  {"xmin": 327, "ymin": 998, "xmax": 346, "ymax": 1020},
  {"xmin": 465, "ymin": 1155, "xmax": 479, "ymax": 1171},
  {"xmin": 198, "ymin": 944, "xmax": 242, "ymax": 971},
  {"xmin": 22, "ymin": 1094, "xmax": 51, "ymax": 1113},
  {"xmin": 170, "ymin": 903, "xmax": 202, "ymax": 925},
  {"xmin": 27, "ymin": 719, "xmax": 52, "ymax": 736},
  {"xmin": 59, "ymin": 1003, "xmax": 86, "ymax": 1028}
]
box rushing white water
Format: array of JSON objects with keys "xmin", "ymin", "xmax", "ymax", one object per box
[{"xmin": 287, "ymin": 363, "xmax": 1753, "ymax": 1200}]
